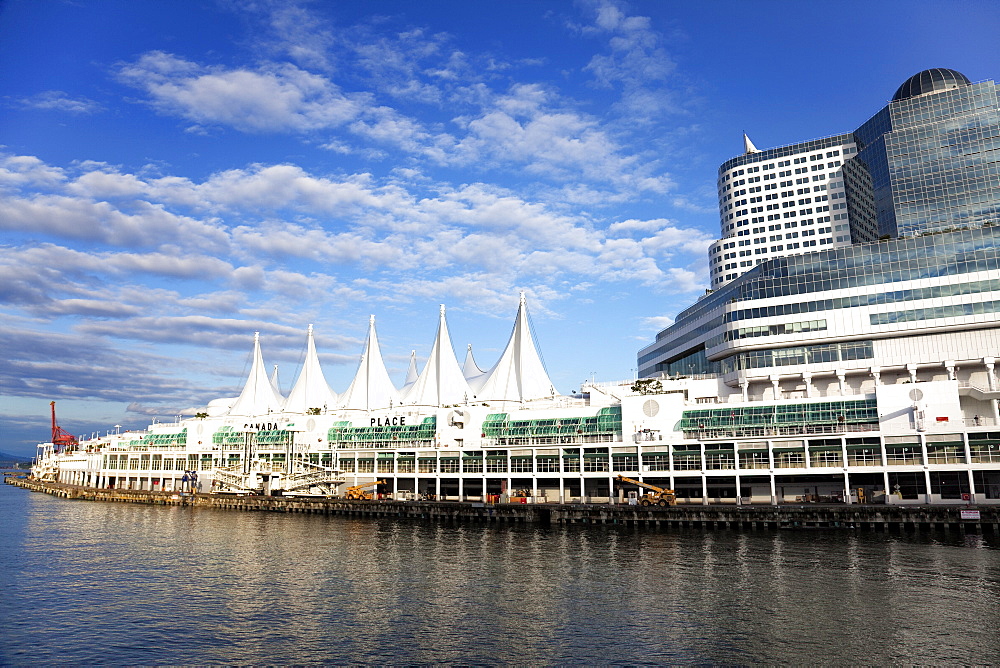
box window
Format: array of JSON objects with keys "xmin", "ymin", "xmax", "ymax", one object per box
[
  {"xmin": 612, "ymin": 455, "xmax": 638, "ymax": 471},
  {"xmin": 536, "ymin": 457, "xmax": 559, "ymax": 473},
  {"xmin": 510, "ymin": 458, "xmax": 532, "ymax": 473}
]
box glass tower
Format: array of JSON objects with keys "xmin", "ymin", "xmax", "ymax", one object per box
[{"xmin": 845, "ymin": 68, "xmax": 1000, "ymax": 242}]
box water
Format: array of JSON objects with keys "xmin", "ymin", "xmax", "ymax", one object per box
[{"xmin": 3, "ymin": 482, "xmax": 1000, "ymax": 665}]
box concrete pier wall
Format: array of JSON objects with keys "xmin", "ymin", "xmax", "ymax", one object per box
[{"xmin": 8, "ymin": 477, "xmax": 1000, "ymax": 534}]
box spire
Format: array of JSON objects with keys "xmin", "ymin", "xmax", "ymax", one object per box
[
  {"xmin": 227, "ymin": 332, "xmax": 286, "ymax": 416},
  {"xmin": 475, "ymin": 293, "xmax": 558, "ymax": 403},
  {"xmin": 283, "ymin": 324, "xmax": 339, "ymax": 414},
  {"xmin": 269, "ymin": 364, "xmax": 281, "ymax": 395},
  {"xmin": 400, "ymin": 350, "xmax": 419, "ymax": 397},
  {"xmin": 402, "ymin": 304, "xmax": 472, "ymax": 407},
  {"xmin": 743, "ymin": 132, "xmax": 759, "ymax": 154},
  {"xmin": 463, "ymin": 343, "xmax": 487, "ymax": 392},
  {"xmin": 338, "ymin": 315, "xmax": 400, "ymax": 411}
]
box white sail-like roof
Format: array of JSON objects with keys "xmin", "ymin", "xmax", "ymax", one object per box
[
  {"xmin": 283, "ymin": 325, "xmax": 338, "ymax": 414},
  {"xmin": 400, "ymin": 350, "xmax": 419, "ymax": 396},
  {"xmin": 403, "ymin": 305, "xmax": 472, "ymax": 407},
  {"xmin": 475, "ymin": 293, "xmax": 557, "ymax": 403},
  {"xmin": 463, "ymin": 344, "xmax": 487, "ymax": 392},
  {"xmin": 227, "ymin": 332, "xmax": 286, "ymax": 416},
  {"xmin": 338, "ymin": 315, "xmax": 401, "ymax": 411},
  {"xmin": 269, "ymin": 364, "xmax": 281, "ymax": 395}
]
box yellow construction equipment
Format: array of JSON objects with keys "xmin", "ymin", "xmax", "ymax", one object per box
[
  {"xmin": 615, "ymin": 475, "xmax": 677, "ymax": 506},
  {"xmin": 343, "ymin": 479, "xmax": 386, "ymax": 500}
]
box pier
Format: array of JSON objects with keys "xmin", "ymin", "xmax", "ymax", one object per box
[{"xmin": 8, "ymin": 477, "xmax": 1000, "ymax": 534}]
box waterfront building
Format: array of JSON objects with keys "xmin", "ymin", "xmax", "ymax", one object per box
[{"xmin": 35, "ymin": 69, "xmax": 1000, "ymax": 506}]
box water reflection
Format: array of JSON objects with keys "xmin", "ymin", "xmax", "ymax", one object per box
[{"xmin": 3, "ymin": 484, "xmax": 1000, "ymax": 665}]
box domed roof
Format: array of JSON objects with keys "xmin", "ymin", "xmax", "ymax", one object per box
[{"xmin": 892, "ymin": 68, "xmax": 971, "ymax": 101}]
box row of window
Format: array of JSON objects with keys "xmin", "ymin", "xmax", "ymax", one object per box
[
  {"xmin": 720, "ymin": 340, "xmax": 874, "ymax": 373},
  {"xmin": 725, "ymin": 276, "xmax": 1000, "ymax": 324},
  {"xmin": 871, "ymin": 297, "xmax": 1000, "ymax": 325},
  {"xmin": 336, "ymin": 446, "xmax": 1000, "ymax": 474}
]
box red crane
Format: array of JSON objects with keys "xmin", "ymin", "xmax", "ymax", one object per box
[{"xmin": 50, "ymin": 401, "xmax": 78, "ymax": 452}]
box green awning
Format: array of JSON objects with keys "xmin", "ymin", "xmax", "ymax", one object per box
[
  {"xmin": 846, "ymin": 445, "xmax": 879, "ymax": 451},
  {"xmin": 773, "ymin": 447, "xmax": 805, "ymax": 453},
  {"xmin": 640, "ymin": 452, "xmax": 671, "ymax": 458},
  {"xmin": 672, "ymin": 451, "xmax": 701, "ymax": 457},
  {"xmin": 809, "ymin": 446, "xmax": 842, "ymax": 452},
  {"xmin": 737, "ymin": 449, "xmax": 768, "ymax": 454},
  {"xmin": 704, "ymin": 449, "xmax": 735, "ymax": 456}
]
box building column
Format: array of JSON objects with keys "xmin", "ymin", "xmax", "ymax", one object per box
[
  {"xmin": 945, "ymin": 360, "xmax": 956, "ymax": 381},
  {"xmin": 843, "ymin": 472, "xmax": 852, "ymax": 505},
  {"xmin": 923, "ymin": 468, "xmax": 932, "ymax": 504},
  {"xmin": 558, "ymin": 477, "xmax": 565, "ymax": 504},
  {"xmin": 837, "ymin": 370, "xmax": 847, "ymax": 396},
  {"xmin": 435, "ymin": 476, "xmax": 441, "ymax": 500},
  {"xmin": 871, "ymin": 365, "xmax": 881, "ymax": 387},
  {"xmin": 701, "ymin": 474, "xmax": 709, "ymax": 506},
  {"xmin": 882, "ymin": 470, "xmax": 891, "ymax": 501},
  {"xmin": 770, "ymin": 374, "xmax": 780, "ymax": 401},
  {"xmin": 802, "ymin": 373, "xmax": 813, "ymax": 398},
  {"xmin": 968, "ymin": 469, "xmax": 978, "ymax": 505},
  {"xmin": 458, "ymin": 477, "xmax": 464, "ymax": 502},
  {"xmin": 985, "ymin": 357, "xmax": 997, "ymax": 391},
  {"xmin": 769, "ymin": 473, "xmax": 777, "ymax": 505},
  {"xmin": 740, "ymin": 379, "xmax": 749, "ymax": 402},
  {"xmin": 907, "ymin": 363, "xmax": 918, "ymax": 385},
  {"xmin": 735, "ymin": 472, "xmax": 742, "ymax": 506}
]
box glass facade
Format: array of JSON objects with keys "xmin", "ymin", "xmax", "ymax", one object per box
[
  {"xmin": 846, "ymin": 80, "xmax": 1000, "ymax": 240},
  {"xmin": 640, "ymin": 225, "xmax": 1000, "ymax": 375}
]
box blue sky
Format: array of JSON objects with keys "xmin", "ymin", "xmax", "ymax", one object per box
[{"xmin": 2, "ymin": 0, "xmax": 999, "ymax": 455}]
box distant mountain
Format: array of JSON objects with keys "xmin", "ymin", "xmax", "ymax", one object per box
[{"xmin": 0, "ymin": 450, "xmax": 33, "ymax": 465}]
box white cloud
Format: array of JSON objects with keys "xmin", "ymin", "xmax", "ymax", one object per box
[
  {"xmin": 117, "ymin": 52, "xmax": 368, "ymax": 133},
  {"xmin": 0, "ymin": 193, "xmax": 228, "ymax": 249},
  {"xmin": 11, "ymin": 90, "xmax": 103, "ymax": 114},
  {"xmin": 581, "ymin": 0, "xmax": 683, "ymax": 121},
  {"xmin": 642, "ymin": 314, "xmax": 675, "ymax": 330},
  {"xmin": 608, "ymin": 217, "xmax": 672, "ymax": 235}
]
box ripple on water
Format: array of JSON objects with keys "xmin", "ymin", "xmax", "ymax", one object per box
[{"xmin": 2, "ymin": 485, "xmax": 1000, "ymax": 665}]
